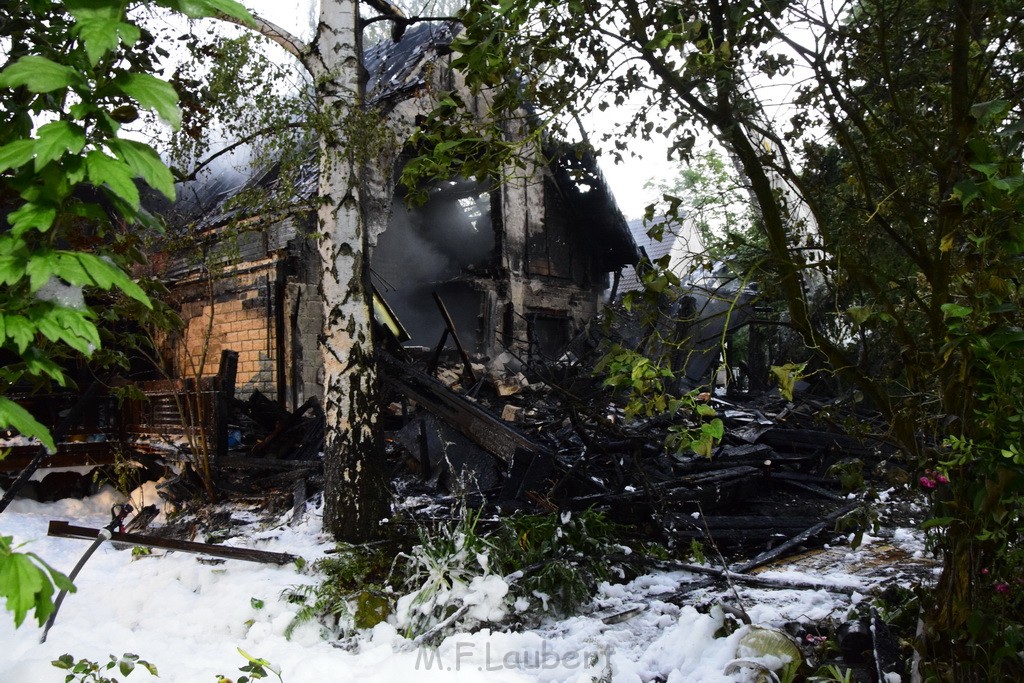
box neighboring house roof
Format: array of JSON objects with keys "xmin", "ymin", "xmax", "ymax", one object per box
[{"xmin": 617, "ymin": 216, "xmax": 706, "ymax": 293}]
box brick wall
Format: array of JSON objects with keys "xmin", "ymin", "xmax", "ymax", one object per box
[{"xmin": 175, "ymin": 264, "xmax": 279, "ymax": 399}]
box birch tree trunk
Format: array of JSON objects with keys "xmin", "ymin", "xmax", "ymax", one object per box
[
  {"xmin": 227, "ymin": 0, "xmax": 390, "ymax": 541},
  {"xmin": 309, "ymin": 0, "xmax": 389, "ymax": 541}
]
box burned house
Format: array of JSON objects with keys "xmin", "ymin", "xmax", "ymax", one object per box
[{"xmin": 160, "ymin": 22, "xmax": 638, "ymax": 410}]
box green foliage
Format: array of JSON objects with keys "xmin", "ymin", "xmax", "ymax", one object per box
[
  {"xmin": 395, "ymin": 507, "xmax": 494, "ymax": 637},
  {"xmin": 51, "ymin": 652, "xmax": 157, "ymax": 683},
  {"xmin": 0, "ymin": 535, "xmax": 75, "ymax": 628},
  {"xmin": 825, "ymin": 460, "xmax": 865, "ymax": 494},
  {"xmin": 0, "ymin": 0, "xmax": 255, "ymax": 632},
  {"xmin": 809, "ymin": 664, "xmax": 853, "ymax": 683},
  {"xmin": 282, "ymin": 543, "xmax": 395, "ymax": 639},
  {"xmin": 595, "ymin": 344, "xmax": 724, "ymax": 458},
  {"xmin": 770, "ymin": 362, "xmax": 806, "ymax": 402},
  {"xmin": 688, "ymin": 539, "xmax": 706, "ymax": 566},
  {"xmin": 644, "ymin": 149, "xmax": 759, "ymax": 259},
  {"xmin": 0, "ymin": 0, "xmax": 250, "ymax": 450},
  {"xmin": 488, "ymin": 509, "xmax": 621, "ymax": 615}
]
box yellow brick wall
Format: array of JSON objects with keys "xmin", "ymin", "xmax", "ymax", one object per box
[{"xmin": 175, "ymin": 268, "xmax": 277, "ymax": 398}]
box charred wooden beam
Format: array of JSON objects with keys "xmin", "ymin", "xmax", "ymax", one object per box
[
  {"xmin": 612, "ymin": 554, "xmax": 870, "ymax": 596},
  {"xmin": 566, "ymin": 466, "xmax": 759, "ymax": 511},
  {"xmin": 733, "ymin": 501, "xmax": 861, "ymax": 573},
  {"xmin": 432, "ymin": 292, "xmax": 477, "ymax": 385},
  {"xmin": 251, "ymin": 396, "xmax": 318, "ymax": 459},
  {"xmin": 48, "ymin": 520, "xmax": 298, "ymax": 565},
  {"xmin": 214, "ymin": 456, "xmax": 321, "ymax": 471},
  {"xmin": 379, "ymin": 351, "xmax": 545, "ymax": 466},
  {"xmin": 772, "ymin": 475, "xmax": 848, "ymax": 502}
]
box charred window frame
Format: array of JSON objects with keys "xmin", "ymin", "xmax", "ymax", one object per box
[{"xmin": 527, "ymin": 309, "xmax": 571, "ymax": 361}]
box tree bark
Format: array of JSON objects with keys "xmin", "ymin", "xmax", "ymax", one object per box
[{"xmin": 311, "ymin": 0, "xmax": 390, "ymax": 541}]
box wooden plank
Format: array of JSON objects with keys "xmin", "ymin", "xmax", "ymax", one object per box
[
  {"xmin": 733, "ymin": 501, "xmax": 861, "ymax": 573},
  {"xmin": 214, "ymin": 456, "xmax": 321, "ymax": 471},
  {"xmin": 380, "ymin": 351, "xmax": 543, "ymax": 465},
  {"xmin": 432, "ymin": 292, "xmax": 477, "ymax": 384},
  {"xmin": 47, "ymin": 520, "xmax": 298, "ymax": 565},
  {"xmin": 0, "ymin": 444, "xmax": 117, "ymax": 473}
]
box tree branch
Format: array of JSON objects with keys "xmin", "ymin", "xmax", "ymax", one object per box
[{"xmin": 219, "ymin": 11, "xmax": 311, "ymax": 67}]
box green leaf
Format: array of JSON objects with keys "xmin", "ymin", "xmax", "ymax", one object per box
[
  {"xmin": 695, "ymin": 403, "xmax": 717, "ymax": 417},
  {"xmin": 941, "ymin": 303, "xmax": 973, "ymax": 319},
  {"xmin": 952, "ymin": 178, "xmax": 980, "ymax": 208},
  {"xmin": 200, "ymin": 0, "xmax": 256, "ymax": 23},
  {"xmin": 7, "ymin": 203, "xmax": 57, "ymax": 236},
  {"xmin": 116, "ymin": 73, "xmax": 181, "ymax": 129},
  {"xmin": 846, "ymin": 305, "xmax": 872, "ymax": 326},
  {"xmin": 970, "ymin": 99, "xmax": 1009, "ymax": 126},
  {"xmin": 118, "ymin": 655, "xmax": 136, "ymax": 677},
  {"xmin": 85, "ymin": 150, "xmax": 139, "ymax": 209},
  {"xmin": 117, "ymin": 21, "xmax": 141, "ymax": 46},
  {"xmin": 0, "ymin": 140, "xmax": 36, "ymax": 173},
  {"xmin": 921, "ymin": 516, "xmax": 955, "ymax": 530},
  {"xmin": 72, "ymin": 253, "xmax": 152, "ymax": 307},
  {"xmin": 108, "ymin": 139, "xmax": 175, "ymax": 200},
  {"xmin": 75, "ymin": 16, "xmax": 121, "ymax": 65},
  {"xmin": 33, "ymin": 121, "xmax": 87, "ymax": 171},
  {"xmin": 3, "ymin": 315, "xmax": 35, "ymax": 354},
  {"xmin": 703, "ymin": 417, "xmax": 725, "ymax": 440},
  {"xmin": 0, "ymin": 56, "xmax": 83, "ymax": 93},
  {"xmin": 36, "ymin": 307, "xmax": 100, "ymax": 355},
  {"xmin": 0, "ymin": 397, "xmax": 56, "ymax": 453},
  {"xmin": 0, "ymin": 547, "xmax": 46, "ymax": 627},
  {"xmin": 22, "ymin": 347, "xmax": 67, "ymax": 384},
  {"xmin": 157, "ymin": 0, "xmax": 255, "ymax": 22},
  {"xmin": 0, "ymin": 253, "xmax": 27, "ymax": 286},
  {"xmin": 25, "ymin": 251, "xmax": 58, "ymax": 292},
  {"xmin": 968, "ymin": 162, "xmax": 999, "ymax": 177}
]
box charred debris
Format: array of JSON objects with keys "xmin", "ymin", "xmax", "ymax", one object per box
[
  {"xmin": 0, "ymin": 291, "xmax": 899, "ymax": 563},
  {"xmin": 169, "ymin": 286, "xmax": 896, "ymax": 570}
]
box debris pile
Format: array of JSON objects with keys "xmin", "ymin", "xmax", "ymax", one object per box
[{"xmin": 381, "ymin": 344, "xmax": 894, "ymax": 567}]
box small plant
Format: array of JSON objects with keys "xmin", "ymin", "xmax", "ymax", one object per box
[
  {"xmin": 596, "ymin": 344, "xmax": 725, "ymax": 458},
  {"xmin": 395, "ymin": 507, "xmax": 497, "ymax": 637},
  {"xmin": 52, "ymin": 653, "xmax": 157, "ymax": 683},
  {"xmin": 489, "ymin": 509, "xmax": 622, "ymax": 615},
  {"xmin": 688, "ymin": 538, "xmax": 706, "ymax": 565},
  {"xmin": 228, "ymin": 648, "xmax": 282, "ymax": 683},
  {"xmin": 809, "ymin": 664, "xmax": 854, "ymax": 683},
  {"xmin": 282, "ymin": 543, "xmax": 394, "ymax": 639},
  {"xmin": 826, "ymin": 460, "xmax": 865, "ymax": 494}
]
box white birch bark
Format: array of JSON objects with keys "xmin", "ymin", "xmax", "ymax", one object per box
[{"xmin": 311, "ymin": 0, "xmax": 389, "ymax": 541}]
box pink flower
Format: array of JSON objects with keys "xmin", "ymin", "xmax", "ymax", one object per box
[
  {"xmin": 920, "ymin": 476, "xmax": 937, "ymax": 489},
  {"xmin": 936, "ymin": 474, "xmax": 950, "ymax": 484},
  {"xmin": 995, "ymin": 582, "xmax": 1010, "ymax": 594},
  {"xmin": 981, "ymin": 568, "xmax": 990, "ymax": 575}
]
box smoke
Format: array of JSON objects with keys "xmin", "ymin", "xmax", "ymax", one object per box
[{"xmin": 371, "ymin": 179, "xmax": 495, "ymax": 346}]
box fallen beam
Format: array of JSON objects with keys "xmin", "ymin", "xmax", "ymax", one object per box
[
  {"xmin": 379, "ymin": 351, "xmax": 545, "ymax": 465},
  {"xmin": 733, "ymin": 501, "xmax": 861, "ymax": 573},
  {"xmin": 47, "ymin": 520, "xmax": 298, "ymax": 565},
  {"xmin": 612, "ymin": 555, "xmax": 869, "ymax": 596}
]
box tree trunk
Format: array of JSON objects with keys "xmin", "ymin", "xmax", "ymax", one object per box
[{"xmin": 314, "ymin": 0, "xmax": 390, "ymax": 542}]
